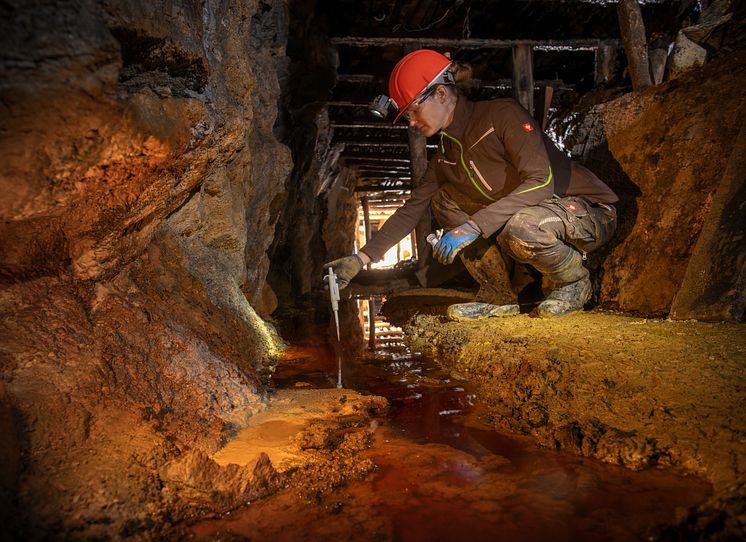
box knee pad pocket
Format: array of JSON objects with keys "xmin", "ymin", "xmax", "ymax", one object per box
[{"xmin": 499, "ymin": 210, "xmax": 559, "ymax": 262}]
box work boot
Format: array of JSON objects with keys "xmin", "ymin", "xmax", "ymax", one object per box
[
  {"xmin": 459, "ymin": 242, "xmax": 518, "ymax": 306},
  {"xmin": 536, "ymin": 249, "xmax": 591, "ymax": 318},
  {"xmin": 536, "ymin": 276, "xmax": 591, "ymax": 317},
  {"xmin": 447, "ymin": 301, "xmax": 520, "ymax": 321}
]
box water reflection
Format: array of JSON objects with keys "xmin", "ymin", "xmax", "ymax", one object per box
[{"xmin": 357, "ymin": 297, "xmax": 404, "ymax": 350}]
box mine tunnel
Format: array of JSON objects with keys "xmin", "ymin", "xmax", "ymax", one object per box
[{"xmin": 1, "ymin": 0, "xmax": 745, "ymax": 540}]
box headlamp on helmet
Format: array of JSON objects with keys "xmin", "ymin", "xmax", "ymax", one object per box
[{"xmin": 369, "ymin": 94, "xmax": 396, "ymax": 119}]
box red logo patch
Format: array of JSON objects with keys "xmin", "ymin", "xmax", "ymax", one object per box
[
  {"xmin": 522, "ymin": 122, "xmax": 534, "ymax": 132},
  {"xmin": 567, "ymin": 203, "xmax": 577, "ymax": 212}
]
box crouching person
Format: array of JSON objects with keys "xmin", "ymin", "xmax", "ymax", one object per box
[{"xmin": 324, "ymin": 49, "xmax": 618, "ymax": 319}]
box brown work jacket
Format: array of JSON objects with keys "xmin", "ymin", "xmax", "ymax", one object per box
[{"xmin": 361, "ymin": 96, "xmax": 618, "ymax": 262}]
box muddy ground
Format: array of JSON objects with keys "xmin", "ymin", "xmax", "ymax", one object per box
[
  {"xmin": 190, "ymin": 288, "xmax": 746, "ymax": 541},
  {"xmin": 184, "ymin": 289, "xmax": 745, "ymax": 541},
  {"xmin": 381, "ymin": 288, "xmax": 745, "ymax": 538}
]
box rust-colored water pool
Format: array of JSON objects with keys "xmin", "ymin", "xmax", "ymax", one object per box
[{"xmin": 190, "ymin": 330, "xmax": 710, "ymax": 542}]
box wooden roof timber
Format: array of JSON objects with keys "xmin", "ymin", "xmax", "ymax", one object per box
[
  {"xmin": 330, "ymin": 36, "xmax": 621, "ymax": 51},
  {"xmin": 357, "ymin": 170, "xmax": 411, "ymax": 177},
  {"xmin": 354, "ymin": 161, "xmax": 411, "ymax": 166},
  {"xmin": 355, "ymin": 185, "xmax": 411, "ymax": 192},
  {"xmin": 342, "ymin": 152, "xmax": 413, "ymax": 161},
  {"xmin": 341, "ymin": 141, "xmax": 410, "ymax": 147},
  {"xmin": 331, "ymin": 122, "xmax": 408, "ymax": 129},
  {"xmin": 358, "ymin": 172, "xmax": 412, "ymax": 179},
  {"xmin": 358, "ymin": 171, "xmax": 411, "ymax": 177},
  {"xmin": 340, "ymin": 141, "xmax": 438, "ymax": 149},
  {"xmin": 344, "ymin": 156, "xmax": 411, "ymax": 164},
  {"xmin": 350, "ymin": 167, "xmax": 410, "ymax": 173},
  {"xmin": 358, "ymin": 180, "xmax": 411, "ymax": 185},
  {"xmin": 357, "ymin": 200, "xmax": 410, "ymax": 208}
]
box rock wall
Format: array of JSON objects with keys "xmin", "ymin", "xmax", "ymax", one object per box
[
  {"xmin": 0, "ymin": 0, "xmax": 292, "ymax": 538},
  {"xmin": 560, "ymin": 51, "xmax": 745, "ymax": 318},
  {"xmin": 268, "ymin": 0, "xmax": 359, "ymax": 329}
]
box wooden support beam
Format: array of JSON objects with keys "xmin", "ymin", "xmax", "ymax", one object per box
[
  {"xmin": 342, "ymin": 151, "xmax": 412, "ymax": 161},
  {"xmin": 534, "ymin": 86, "xmax": 554, "ymax": 132},
  {"xmin": 345, "ymin": 162, "xmax": 411, "ymax": 170},
  {"xmin": 512, "ymin": 44, "xmax": 534, "ymax": 115},
  {"xmin": 367, "ymin": 297, "xmax": 376, "ymax": 350},
  {"xmin": 595, "ymin": 43, "xmax": 617, "ymax": 85},
  {"xmin": 354, "ymin": 162, "xmax": 411, "ymax": 168},
  {"xmin": 361, "ymin": 196, "xmax": 373, "ymax": 272},
  {"xmin": 358, "ymin": 171, "xmax": 412, "ymax": 179},
  {"xmin": 362, "ymin": 199, "xmax": 409, "ymax": 207},
  {"xmin": 335, "ymin": 138, "xmax": 438, "ymax": 152},
  {"xmin": 331, "ymin": 122, "xmax": 407, "ymax": 130},
  {"xmin": 338, "ymin": 141, "xmax": 410, "ymax": 147},
  {"xmin": 356, "ymin": 166, "xmax": 411, "ymax": 173},
  {"xmin": 336, "ymin": 74, "xmax": 376, "ymax": 82},
  {"xmin": 327, "ymin": 101, "xmax": 369, "ymax": 107},
  {"xmin": 358, "ymin": 175, "xmax": 411, "ymax": 182},
  {"xmin": 480, "ymin": 78, "xmax": 573, "ymax": 91},
  {"xmin": 649, "ymin": 47, "xmax": 668, "ymax": 85},
  {"xmin": 354, "ymin": 185, "xmax": 411, "ymax": 192},
  {"xmin": 359, "ymin": 180, "xmax": 409, "ymax": 188},
  {"xmin": 617, "ymin": 0, "xmax": 652, "ymax": 90},
  {"xmin": 331, "ymin": 36, "xmax": 620, "ymax": 51},
  {"xmin": 357, "ymin": 171, "xmax": 410, "ymax": 178},
  {"xmin": 358, "ymin": 201, "xmax": 408, "ymax": 209},
  {"xmin": 344, "ymin": 157, "xmax": 412, "ymax": 164}
]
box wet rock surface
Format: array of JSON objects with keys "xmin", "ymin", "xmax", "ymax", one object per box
[
  {"xmin": 399, "ymin": 310, "xmax": 745, "ymax": 483},
  {"xmin": 0, "ymin": 274, "xmax": 269, "ymax": 540},
  {"xmin": 190, "ymin": 334, "xmax": 715, "ymax": 542},
  {"xmin": 206, "ymin": 388, "xmax": 388, "ymax": 511}
]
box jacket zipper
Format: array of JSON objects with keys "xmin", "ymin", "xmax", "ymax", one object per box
[
  {"xmin": 469, "ymin": 126, "xmax": 495, "ymax": 149},
  {"xmin": 469, "ymin": 160, "xmax": 493, "ymax": 192}
]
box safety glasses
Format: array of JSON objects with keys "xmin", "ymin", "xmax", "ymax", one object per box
[{"xmin": 401, "ymin": 85, "xmax": 438, "ymax": 122}]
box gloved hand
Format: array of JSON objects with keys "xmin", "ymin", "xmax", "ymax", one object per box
[
  {"xmin": 434, "ymin": 221, "xmax": 481, "ymax": 264},
  {"xmin": 323, "ymin": 255, "xmax": 364, "ymax": 290}
]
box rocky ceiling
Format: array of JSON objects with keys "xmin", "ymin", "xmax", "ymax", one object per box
[{"xmin": 311, "ymin": 0, "xmax": 693, "ymax": 200}]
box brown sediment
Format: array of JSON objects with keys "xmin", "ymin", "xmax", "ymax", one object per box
[
  {"xmin": 381, "ymin": 297, "xmax": 745, "ymax": 539},
  {"xmin": 394, "ymin": 308, "xmax": 745, "ymax": 490},
  {"xmin": 212, "ymin": 388, "xmax": 387, "ymax": 473}
]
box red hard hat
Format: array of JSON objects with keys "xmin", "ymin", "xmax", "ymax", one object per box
[{"xmin": 388, "ymin": 49, "xmax": 452, "ymax": 122}]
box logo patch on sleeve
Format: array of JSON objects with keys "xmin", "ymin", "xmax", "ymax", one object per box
[{"xmin": 522, "ymin": 122, "xmax": 534, "ymax": 132}]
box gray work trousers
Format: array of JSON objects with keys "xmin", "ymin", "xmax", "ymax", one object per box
[{"xmin": 430, "ymin": 186, "xmax": 617, "ymax": 283}]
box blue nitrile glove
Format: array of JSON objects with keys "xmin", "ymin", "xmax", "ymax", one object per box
[{"xmin": 434, "ymin": 221, "xmax": 481, "ymax": 264}]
